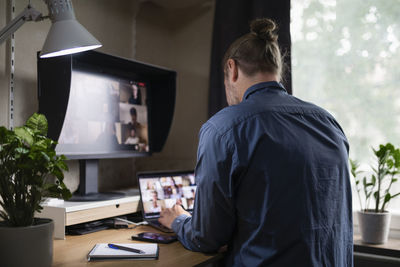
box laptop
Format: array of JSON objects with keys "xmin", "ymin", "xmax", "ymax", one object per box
[{"xmin": 137, "ymin": 170, "xmax": 197, "ymax": 233}]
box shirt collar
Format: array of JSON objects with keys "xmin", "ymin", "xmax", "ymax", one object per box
[{"xmin": 243, "ymin": 81, "xmax": 287, "ymax": 100}]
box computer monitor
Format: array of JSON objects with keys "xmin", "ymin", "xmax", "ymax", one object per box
[{"xmin": 38, "ymin": 51, "xmax": 176, "ymax": 201}]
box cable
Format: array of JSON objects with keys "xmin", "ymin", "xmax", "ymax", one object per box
[{"xmin": 114, "ymin": 217, "xmax": 148, "ymax": 228}]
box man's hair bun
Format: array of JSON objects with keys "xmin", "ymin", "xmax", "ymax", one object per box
[
  {"xmin": 223, "ymin": 17, "xmax": 283, "ymax": 80},
  {"xmin": 250, "ymin": 18, "xmax": 278, "ymax": 42}
]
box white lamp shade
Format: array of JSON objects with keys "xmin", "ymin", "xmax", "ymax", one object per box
[{"xmin": 40, "ymin": 19, "xmax": 102, "ymax": 58}]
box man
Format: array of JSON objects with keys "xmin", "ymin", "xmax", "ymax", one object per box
[
  {"xmin": 124, "ymin": 126, "xmax": 139, "ymax": 145},
  {"xmin": 129, "ymin": 107, "xmax": 140, "ymax": 128},
  {"xmin": 128, "ymin": 107, "xmax": 148, "ymax": 150},
  {"xmin": 159, "ymin": 18, "xmax": 353, "ymax": 266},
  {"xmin": 128, "ymin": 82, "xmax": 142, "ymax": 105}
]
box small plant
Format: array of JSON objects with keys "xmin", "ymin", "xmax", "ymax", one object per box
[
  {"xmin": 0, "ymin": 113, "xmax": 71, "ymax": 226},
  {"xmin": 351, "ymin": 143, "xmax": 400, "ymax": 213}
]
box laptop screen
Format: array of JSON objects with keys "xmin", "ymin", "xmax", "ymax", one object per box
[{"xmin": 138, "ymin": 171, "xmax": 196, "ymax": 219}]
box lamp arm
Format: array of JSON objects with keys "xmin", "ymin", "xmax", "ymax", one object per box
[{"xmin": 0, "ymin": 5, "xmax": 44, "ymax": 45}]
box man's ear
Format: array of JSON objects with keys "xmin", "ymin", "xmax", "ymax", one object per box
[{"xmin": 227, "ymin": 59, "xmax": 239, "ymax": 82}]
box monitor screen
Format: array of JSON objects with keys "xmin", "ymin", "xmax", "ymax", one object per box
[
  {"xmin": 138, "ymin": 171, "xmax": 197, "ymax": 219},
  {"xmin": 56, "ymin": 69, "xmax": 149, "ymax": 156}
]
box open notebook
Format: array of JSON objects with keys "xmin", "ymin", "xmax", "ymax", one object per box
[{"xmin": 87, "ymin": 243, "xmax": 159, "ymax": 261}]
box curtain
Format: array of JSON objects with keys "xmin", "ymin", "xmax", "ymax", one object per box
[{"xmin": 208, "ymin": 0, "xmax": 292, "ymax": 117}]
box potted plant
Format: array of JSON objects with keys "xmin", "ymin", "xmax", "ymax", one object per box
[
  {"xmin": 0, "ymin": 113, "xmax": 71, "ymax": 267},
  {"xmin": 351, "ymin": 143, "xmax": 400, "ymax": 244}
]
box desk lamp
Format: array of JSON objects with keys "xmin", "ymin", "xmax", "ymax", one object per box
[{"xmin": 0, "ymin": 0, "xmax": 102, "ymax": 58}]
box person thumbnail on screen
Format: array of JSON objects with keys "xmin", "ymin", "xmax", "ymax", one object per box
[
  {"xmin": 124, "ymin": 126, "xmax": 139, "ymax": 145},
  {"xmin": 128, "ymin": 82, "xmax": 142, "ymax": 105},
  {"xmin": 149, "ymin": 191, "xmax": 162, "ymax": 213},
  {"xmin": 120, "ymin": 106, "xmax": 148, "ymax": 151},
  {"xmin": 143, "ymin": 190, "xmax": 166, "ymax": 214},
  {"xmin": 119, "ymin": 80, "xmax": 146, "ymax": 106}
]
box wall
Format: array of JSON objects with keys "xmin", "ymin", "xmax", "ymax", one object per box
[
  {"xmin": 134, "ymin": 1, "xmax": 215, "ymax": 172},
  {"xmin": 0, "ymin": 0, "xmax": 215, "ymax": 193}
]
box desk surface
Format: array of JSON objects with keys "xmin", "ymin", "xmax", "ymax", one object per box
[{"xmin": 53, "ymin": 226, "xmax": 220, "ymax": 267}]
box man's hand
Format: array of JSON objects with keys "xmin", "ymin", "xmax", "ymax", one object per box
[{"xmin": 158, "ymin": 204, "xmax": 191, "ymax": 229}]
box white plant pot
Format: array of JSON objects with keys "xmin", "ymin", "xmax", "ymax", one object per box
[{"xmin": 357, "ymin": 210, "xmax": 391, "ymax": 244}]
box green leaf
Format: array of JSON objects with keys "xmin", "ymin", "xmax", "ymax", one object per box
[
  {"xmin": 384, "ymin": 193, "xmax": 391, "ymax": 203},
  {"xmin": 40, "ymin": 151, "xmax": 51, "ymax": 162},
  {"xmin": 15, "ymin": 147, "xmax": 29, "ymax": 154},
  {"xmin": 387, "ymin": 159, "xmax": 394, "ymax": 169},
  {"xmin": 350, "ymin": 158, "xmax": 360, "ymax": 178},
  {"xmin": 14, "ymin": 127, "xmax": 33, "ymax": 146},
  {"xmin": 56, "ymin": 160, "xmax": 68, "ymax": 171},
  {"xmin": 61, "ymin": 187, "xmax": 72, "ymax": 200},
  {"xmin": 26, "ymin": 113, "xmax": 48, "ymax": 136},
  {"xmin": 0, "ymin": 126, "xmax": 10, "ymax": 143},
  {"xmin": 393, "ymin": 150, "xmax": 400, "ymax": 168},
  {"xmin": 34, "ymin": 140, "xmax": 48, "ymax": 150},
  {"xmin": 386, "ymin": 143, "xmax": 395, "ymax": 151},
  {"xmin": 52, "ymin": 168, "xmax": 63, "ymax": 180}
]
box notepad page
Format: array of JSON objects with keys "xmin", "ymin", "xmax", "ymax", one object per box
[{"xmin": 90, "ymin": 243, "xmax": 158, "ymax": 257}]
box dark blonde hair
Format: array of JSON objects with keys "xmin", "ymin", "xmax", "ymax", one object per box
[{"xmin": 223, "ymin": 18, "xmax": 283, "ymax": 80}]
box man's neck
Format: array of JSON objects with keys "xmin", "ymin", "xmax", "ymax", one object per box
[{"xmin": 238, "ymin": 72, "xmax": 278, "ymax": 102}]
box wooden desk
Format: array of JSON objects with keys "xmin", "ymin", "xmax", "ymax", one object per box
[{"xmin": 53, "ymin": 225, "xmax": 221, "ymax": 267}]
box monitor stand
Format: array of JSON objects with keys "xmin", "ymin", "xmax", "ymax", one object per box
[{"xmin": 68, "ymin": 159, "xmax": 125, "ymax": 202}]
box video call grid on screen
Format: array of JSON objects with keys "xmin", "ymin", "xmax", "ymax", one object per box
[
  {"xmin": 139, "ymin": 173, "xmax": 197, "ymax": 219},
  {"xmin": 57, "ymin": 69, "xmax": 149, "ymax": 153}
]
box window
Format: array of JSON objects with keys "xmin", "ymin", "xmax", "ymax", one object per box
[{"xmin": 291, "ymin": 0, "xmax": 400, "ymax": 212}]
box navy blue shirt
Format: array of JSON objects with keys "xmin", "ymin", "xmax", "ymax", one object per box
[{"xmin": 172, "ymin": 82, "xmax": 353, "ymax": 266}]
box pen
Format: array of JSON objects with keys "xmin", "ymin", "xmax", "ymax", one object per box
[{"xmin": 108, "ymin": 243, "xmax": 145, "ymax": 254}]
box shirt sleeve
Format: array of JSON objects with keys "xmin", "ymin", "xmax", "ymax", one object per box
[{"xmin": 171, "ymin": 122, "xmax": 236, "ymax": 253}]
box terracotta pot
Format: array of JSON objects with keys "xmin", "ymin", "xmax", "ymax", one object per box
[
  {"xmin": 358, "ymin": 210, "xmax": 391, "ymax": 244},
  {"xmin": 0, "ymin": 218, "xmax": 54, "ymax": 267}
]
